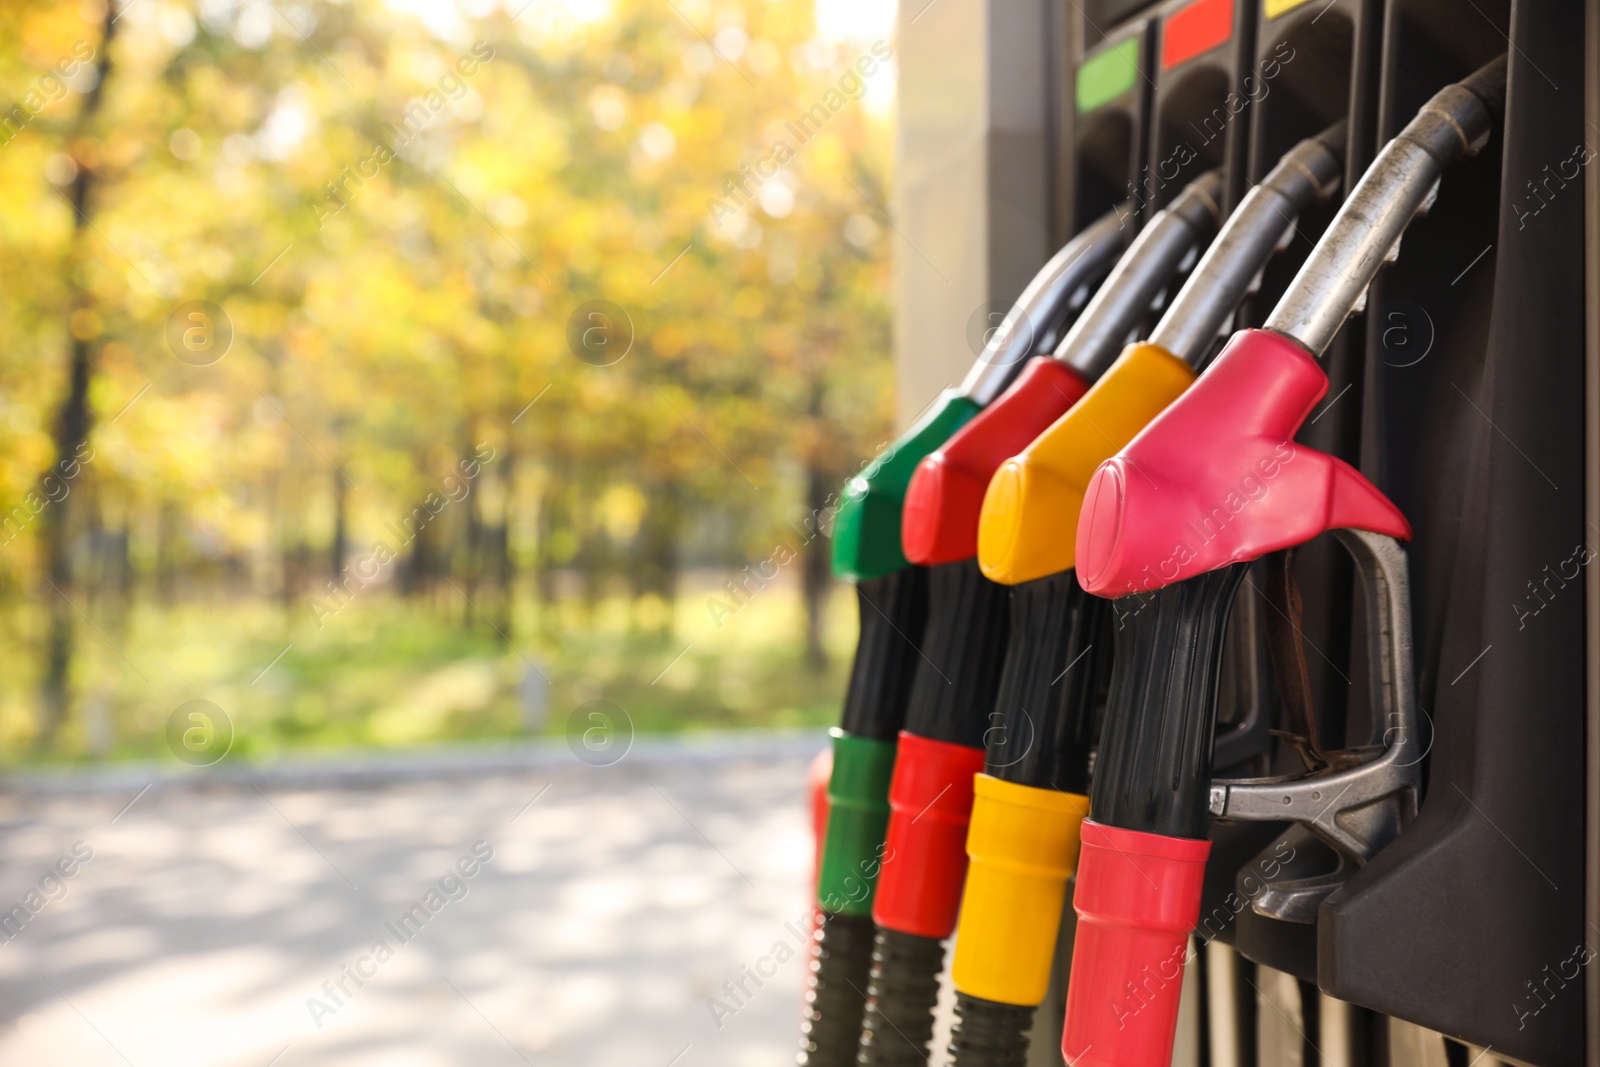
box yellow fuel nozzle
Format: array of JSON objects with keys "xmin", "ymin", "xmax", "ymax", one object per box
[{"xmin": 976, "ymin": 341, "xmax": 1196, "ymax": 586}]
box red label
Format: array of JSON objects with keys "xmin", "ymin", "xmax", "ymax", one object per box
[{"xmin": 1160, "ymin": 0, "xmax": 1233, "ymax": 70}]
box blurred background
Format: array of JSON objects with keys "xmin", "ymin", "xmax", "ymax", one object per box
[
  {"xmin": 0, "ymin": 0, "xmax": 905, "ymax": 1063},
  {"xmin": 0, "ymin": 0, "xmax": 899, "ymax": 762}
]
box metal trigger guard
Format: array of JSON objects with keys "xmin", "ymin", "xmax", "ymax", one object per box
[{"xmin": 1206, "ymin": 528, "xmax": 1421, "ymax": 923}]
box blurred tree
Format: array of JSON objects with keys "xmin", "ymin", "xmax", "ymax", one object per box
[{"xmin": 0, "ymin": 0, "xmax": 895, "ymax": 752}]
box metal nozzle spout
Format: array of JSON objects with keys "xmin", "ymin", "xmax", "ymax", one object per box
[
  {"xmin": 1054, "ymin": 170, "xmax": 1226, "ymax": 382},
  {"xmin": 1265, "ymin": 55, "xmax": 1508, "ymax": 358},
  {"xmin": 1148, "ymin": 122, "xmax": 1348, "ymax": 363},
  {"xmin": 959, "ymin": 204, "xmax": 1132, "ymax": 406}
]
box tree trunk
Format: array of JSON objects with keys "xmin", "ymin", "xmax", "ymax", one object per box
[
  {"xmin": 801, "ymin": 462, "xmax": 832, "ymax": 670},
  {"xmin": 490, "ymin": 435, "xmax": 515, "ymax": 636},
  {"xmin": 533, "ymin": 480, "xmax": 555, "ymax": 616},
  {"xmin": 35, "ymin": 0, "xmax": 117, "ymax": 751},
  {"xmin": 461, "ymin": 438, "xmax": 482, "ymax": 630},
  {"xmin": 330, "ymin": 462, "xmax": 347, "ymax": 583},
  {"xmin": 638, "ymin": 480, "xmax": 682, "ymax": 637}
]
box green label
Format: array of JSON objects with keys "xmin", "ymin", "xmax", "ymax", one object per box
[
  {"xmin": 1077, "ymin": 37, "xmax": 1140, "ymax": 113},
  {"xmin": 816, "ymin": 730, "xmax": 898, "ymax": 917}
]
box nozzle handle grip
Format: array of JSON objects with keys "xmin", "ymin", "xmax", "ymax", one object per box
[{"xmin": 1089, "ymin": 562, "xmax": 1246, "ymax": 839}]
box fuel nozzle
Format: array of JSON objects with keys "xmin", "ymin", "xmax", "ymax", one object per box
[
  {"xmin": 1267, "ymin": 59, "xmax": 1504, "ymax": 357},
  {"xmin": 800, "ymin": 205, "xmax": 1130, "ymax": 1067},
  {"xmin": 1077, "ymin": 57, "xmax": 1507, "ymax": 597},
  {"xmin": 856, "ymin": 202, "xmax": 1188, "ymax": 1065},
  {"xmin": 905, "ymin": 171, "xmax": 1225, "ymax": 569},
  {"xmin": 938, "ymin": 127, "xmax": 1353, "ymax": 1067},
  {"xmin": 979, "ymin": 123, "xmax": 1346, "ymax": 587},
  {"xmin": 1062, "ymin": 57, "xmax": 1508, "ymax": 1067},
  {"xmin": 832, "ymin": 206, "xmax": 1131, "ymax": 584},
  {"xmin": 854, "ymin": 174, "xmax": 1226, "ymax": 1067}
]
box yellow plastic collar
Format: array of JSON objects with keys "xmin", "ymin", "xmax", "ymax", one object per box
[
  {"xmin": 976, "ymin": 342, "xmax": 1196, "ymax": 585},
  {"xmin": 950, "ymin": 775, "xmax": 1091, "ymax": 1006}
]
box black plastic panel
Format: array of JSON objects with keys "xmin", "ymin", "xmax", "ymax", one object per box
[
  {"xmin": 1077, "ymin": 0, "xmax": 1164, "ymax": 48},
  {"xmin": 1319, "ymin": 2, "xmax": 1589, "ymax": 1064},
  {"xmin": 1071, "ymin": 20, "xmax": 1155, "ymax": 233},
  {"xmin": 1144, "ymin": 0, "xmax": 1257, "ymax": 215}
]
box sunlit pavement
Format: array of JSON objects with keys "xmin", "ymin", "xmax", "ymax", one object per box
[{"xmin": 0, "ymin": 733, "xmax": 826, "ymax": 1067}]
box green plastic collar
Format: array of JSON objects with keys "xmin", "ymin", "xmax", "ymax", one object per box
[
  {"xmin": 830, "ymin": 389, "xmax": 979, "ymax": 582},
  {"xmin": 817, "ymin": 729, "xmax": 899, "ymax": 917}
]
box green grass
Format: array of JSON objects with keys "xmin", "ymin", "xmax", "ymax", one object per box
[{"xmin": 0, "ymin": 580, "xmax": 859, "ymax": 766}]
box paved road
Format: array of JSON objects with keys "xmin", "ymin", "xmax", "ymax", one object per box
[{"xmin": 0, "ymin": 736, "xmax": 828, "ymax": 1066}]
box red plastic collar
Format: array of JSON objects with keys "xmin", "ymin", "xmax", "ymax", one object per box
[
  {"xmin": 1062, "ymin": 820, "xmax": 1211, "ymax": 1067},
  {"xmin": 809, "ymin": 747, "xmax": 832, "ymax": 897},
  {"xmin": 903, "ymin": 357, "xmax": 1090, "ymax": 565},
  {"xmin": 872, "ymin": 732, "xmax": 987, "ymax": 939},
  {"xmin": 1076, "ymin": 329, "xmax": 1410, "ymax": 597}
]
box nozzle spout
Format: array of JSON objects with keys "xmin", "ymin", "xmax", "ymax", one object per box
[
  {"xmin": 960, "ymin": 204, "xmax": 1132, "ymax": 406},
  {"xmin": 1055, "ymin": 170, "xmax": 1225, "ymax": 382},
  {"xmin": 1149, "ymin": 122, "xmax": 1347, "ymax": 363},
  {"xmin": 1265, "ymin": 55, "xmax": 1507, "ymax": 357}
]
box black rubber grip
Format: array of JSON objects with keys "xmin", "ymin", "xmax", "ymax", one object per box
[
  {"xmin": 948, "ymin": 992, "xmax": 1035, "ymax": 1067},
  {"xmin": 985, "ymin": 570, "xmax": 1105, "ymax": 793},
  {"xmin": 857, "ymin": 927, "xmax": 946, "ymax": 1066},
  {"xmin": 840, "ymin": 569, "xmax": 931, "ymax": 740},
  {"xmin": 903, "ymin": 558, "xmax": 1013, "ymax": 747},
  {"xmin": 799, "ymin": 912, "xmax": 877, "ymax": 1067},
  {"xmin": 1089, "ymin": 563, "xmax": 1247, "ymax": 839}
]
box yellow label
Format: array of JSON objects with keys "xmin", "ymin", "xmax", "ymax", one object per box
[{"xmin": 1264, "ymin": 0, "xmax": 1318, "ymax": 18}]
